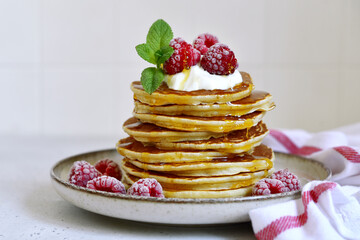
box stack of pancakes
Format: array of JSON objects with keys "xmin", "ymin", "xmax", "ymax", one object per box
[{"xmin": 116, "ymin": 71, "xmax": 275, "ymax": 198}]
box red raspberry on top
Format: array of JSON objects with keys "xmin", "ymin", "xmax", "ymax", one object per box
[
  {"xmin": 200, "ymin": 43, "xmax": 238, "ymax": 75},
  {"xmin": 270, "ymin": 169, "xmax": 301, "ymax": 192},
  {"xmin": 69, "ymin": 160, "xmax": 101, "ymax": 187},
  {"xmin": 127, "ymin": 178, "xmax": 164, "ymax": 198},
  {"xmin": 252, "ymin": 178, "xmax": 289, "ymax": 196},
  {"xmin": 86, "ymin": 176, "xmax": 126, "ymax": 194},
  {"xmin": 163, "ymin": 37, "xmax": 201, "ymax": 75},
  {"xmin": 193, "ymin": 33, "xmax": 219, "ymax": 55},
  {"xmin": 94, "ymin": 159, "xmax": 122, "ymax": 181}
]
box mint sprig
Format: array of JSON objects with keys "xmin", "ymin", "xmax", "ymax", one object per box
[{"xmin": 135, "ymin": 19, "xmax": 174, "ymax": 94}]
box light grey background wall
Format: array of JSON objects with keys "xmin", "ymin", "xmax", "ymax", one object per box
[{"xmin": 1, "ymin": 0, "xmax": 359, "ymax": 138}]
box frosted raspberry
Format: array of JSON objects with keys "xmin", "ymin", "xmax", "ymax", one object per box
[
  {"xmin": 271, "ymin": 169, "xmax": 301, "ymax": 192},
  {"xmin": 69, "ymin": 160, "xmax": 101, "ymax": 187},
  {"xmin": 193, "ymin": 33, "xmax": 219, "ymax": 55},
  {"xmin": 163, "ymin": 37, "xmax": 201, "ymax": 75},
  {"xmin": 200, "ymin": 43, "xmax": 238, "ymax": 75},
  {"xmin": 86, "ymin": 176, "xmax": 126, "ymax": 194},
  {"xmin": 127, "ymin": 178, "xmax": 164, "ymax": 198},
  {"xmin": 252, "ymin": 179, "xmax": 288, "ymax": 196},
  {"xmin": 94, "ymin": 159, "xmax": 122, "ymax": 181}
]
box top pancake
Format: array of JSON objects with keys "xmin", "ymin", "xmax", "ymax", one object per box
[{"xmin": 131, "ymin": 71, "xmax": 254, "ymax": 106}]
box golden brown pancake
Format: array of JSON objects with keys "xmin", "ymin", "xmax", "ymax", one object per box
[
  {"xmin": 131, "ymin": 71, "xmax": 254, "ymax": 106},
  {"xmin": 134, "ymin": 90, "xmax": 275, "ymax": 117},
  {"xmin": 153, "ymin": 121, "xmax": 269, "ymax": 154},
  {"xmin": 123, "ymin": 117, "xmax": 225, "ymax": 143},
  {"xmin": 116, "ymin": 137, "xmax": 229, "ymax": 163},
  {"xmin": 133, "ymin": 111, "xmax": 266, "ymax": 133},
  {"xmin": 125, "ymin": 144, "xmax": 274, "ymax": 176}
]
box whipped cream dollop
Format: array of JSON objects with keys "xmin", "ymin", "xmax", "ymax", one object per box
[{"xmin": 164, "ymin": 65, "xmax": 242, "ymax": 91}]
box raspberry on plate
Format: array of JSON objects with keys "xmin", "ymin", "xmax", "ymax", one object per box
[
  {"xmin": 86, "ymin": 176, "xmax": 126, "ymax": 194},
  {"xmin": 200, "ymin": 43, "xmax": 238, "ymax": 75},
  {"xmin": 68, "ymin": 160, "xmax": 101, "ymax": 187},
  {"xmin": 163, "ymin": 37, "xmax": 201, "ymax": 75},
  {"xmin": 270, "ymin": 169, "xmax": 301, "ymax": 192},
  {"xmin": 94, "ymin": 159, "xmax": 122, "ymax": 181},
  {"xmin": 127, "ymin": 178, "xmax": 164, "ymax": 198},
  {"xmin": 252, "ymin": 178, "xmax": 289, "ymax": 196},
  {"xmin": 193, "ymin": 33, "xmax": 219, "ymax": 55}
]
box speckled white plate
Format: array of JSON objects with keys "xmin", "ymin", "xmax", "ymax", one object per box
[{"xmin": 50, "ymin": 149, "xmax": 331, "ymax": 225}]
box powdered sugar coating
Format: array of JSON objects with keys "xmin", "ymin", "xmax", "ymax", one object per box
[
  {"xmin": 86, "ymin": 176, "xmax": 126, "ymax": 194},
  {"xmin": 193, "ymin": 33, "xmax": 219, "ymax": 55},
  {"xmin": 270, "ymin": 169, "xmax": 301, "ymax": 192},
  {"xmin": 163, "ymin": 38, "xmax": 201, "ymax": 75},
  {"xmin": 94, "ymin": 159, "xmax": 122, "ymax": 181},
  {"xmin": 127, "ymin": 178, "xmax": 164, "ymax": 198},
  {"xmin": 200, "ymin": 43, "xmax": 238, "ymax": 75},
  {"xmin": 252, "ymin": 178, "xmax": 289, "ymax": 196},
  {"xmin": 69, "ymin": 160, "xmax": 101, "ymax": 187}
]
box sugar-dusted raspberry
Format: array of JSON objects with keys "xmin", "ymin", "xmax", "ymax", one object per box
[
  {"xmin": 69, "ymin": 160, "xmax": 101, "ymax": 187},
  {"xmin": 270, "ymin": 169, "xmax": 301, "ymax": 192},
  {"xmin": 200, "ymin": 43, "xmax": 238, "ymax": 75},
  {"xmin": 163, "ymin": 37, "xmax": 201, "ymax": 75},
  {"xmin": 252, "ymin": 178, "xmax": 289, "ymax": 196},
  {"xmin": 193, "ymin": 33, "xmax": 219, "ymax": 55},
  {"xmin": 86, "ymin": 176, "xmax": 126, "ymax": 194},
  {"xmin": 94, "ymin": 159, "xmax": 121, "ymax": 181},
  {"xmin": 127, "ymin": 178, "xmax": 164, "ymax": 198}
]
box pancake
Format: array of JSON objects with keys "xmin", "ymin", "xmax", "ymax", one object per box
[
  {"xmin": 133, "ymin": 111, "xmax": 266, "ymax": 133},
  {"xmin": 121, "ymin": 159, "xmax": 273, "ymax": 186},
  {"xmin": 131, "ymin": 71, "xmax": 254, "ymax": 106},
  {"xmin": 153, "ymin": 121, "xmax": 269, "ymax": 154},
  {"xmin": 123, "ymin": 117, "xmax": 225, "ymax": 143},
  {"xmin": 125, "ymin": 144, "xmax": 274, "ymax": 176},
  {"xmin": 122, "ymin": 172, "xmax": 254, "ymax": 198},
  {"xmin": 116, "ymin": 137, "xmax": 229, "ymax": 163},
  {"xmin": 162, "ymin": 186, "xmax": 253, "ymax": 198},
  {"xmin": 134, "ymin": 90, "xmax": 275, "ymax": 117}
]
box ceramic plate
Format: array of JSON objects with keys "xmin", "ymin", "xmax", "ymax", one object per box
[{"xmin": 50, "ymin": 149, "xmax": 331, "ymax": 225}]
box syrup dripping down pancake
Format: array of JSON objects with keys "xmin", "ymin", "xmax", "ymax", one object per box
[{"xmin": 131, "ymin": 71, "xmax": 254, "ymax": 106}]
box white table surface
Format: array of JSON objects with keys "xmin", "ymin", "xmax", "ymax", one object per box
[{"xmin": 0, "ymin": 135, "xmax": 256, "ymax": 240}]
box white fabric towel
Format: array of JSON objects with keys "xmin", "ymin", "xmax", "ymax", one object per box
[{"xmin": 250, "ymin": 122, "xmax": 360, "ymax": 240}]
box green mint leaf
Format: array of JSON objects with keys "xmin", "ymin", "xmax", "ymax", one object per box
[
  {"xmin": 146, "ymin": 19, "xmax": 173, "ymax": 52},
  {"xmin": 156, "ymin": 46, "xmax": 174, "ymax": 65},
  {"xmin": 135, "ymin": 43, "xmax": 156, "ymax": 64},
  {"xmin": 140, "ymin": 67, "xmax": 164, "ymax": 94}
]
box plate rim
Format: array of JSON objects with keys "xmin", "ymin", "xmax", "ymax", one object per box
[{"xmin": 50, "ymin": 148, "xmax": 332, "ymax": 204}]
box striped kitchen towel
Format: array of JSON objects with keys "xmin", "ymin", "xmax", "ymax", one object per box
[{"xmin": 250, "ymin": 122, "xmax": 360, "ymax": 240}]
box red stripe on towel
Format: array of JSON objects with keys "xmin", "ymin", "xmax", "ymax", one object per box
[
  {"xmin": 255, "ymin": 182, "xmax": 336, "ymax": 240},
  {"xmin": 334, "ymin": 146, "xmax": 360, "ymax": 163},
  {"xmin": 269, "ymin": 130, "xmax": 299, "ymax": 154},
  {"xmin": 269, "ymin": 130, "xmax": 321, "ymax": 156}
]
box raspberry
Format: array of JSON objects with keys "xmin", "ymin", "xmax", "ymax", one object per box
[
  {"xmin": 69, "ymin": 160, "xmax": 101, "ymax": 187},
  {"xmin": 86, "ymin": 176, "xmax": 126, "ymax": 194},
  {"xmin": 252, "ymin": 179, "xmax": 288, "ymax": 196},
  {"xmin": 94, "ymin": 159, "xmax": 122, "ymax": 181},
  {"xmin": 163, "ymin": 37, "xmax": 201, "ymax": 75},
  {"xmin": 193, "ymin": 33, "xmax": 219, "ymax": 55},
  {"xmin": 200, "ymin": 43, "xmax": 238, "ymax": 75},
  {"xmin": 127, "ymin": 178, "xmax": 164, "ymax": 198},
  {"xmin": 271, "ymin": 169, "xmax": 301, "ymax": 192}
]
